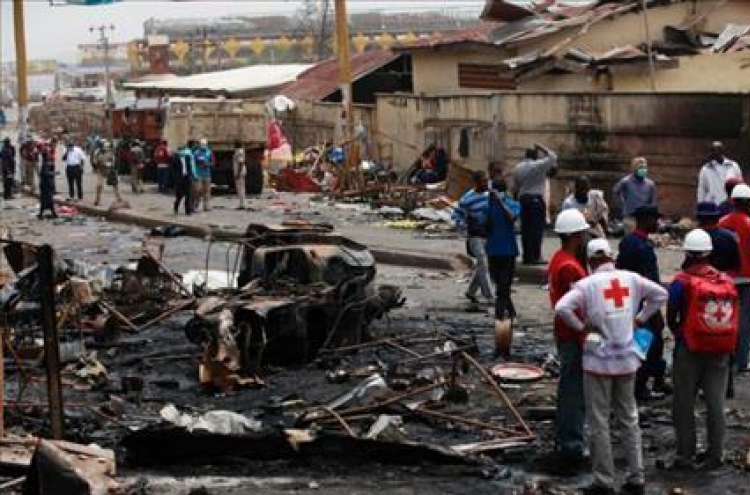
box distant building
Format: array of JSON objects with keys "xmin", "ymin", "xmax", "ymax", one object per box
[{"xmin": 126, "ymin": 10, "xmax": 480, "ymax": 75}]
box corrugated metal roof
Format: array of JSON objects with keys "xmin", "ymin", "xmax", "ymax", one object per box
[
  {"xmin": 393, "ymin": 22, "xmax": 502, "ymax": 50},
  {"xmin": 124, "ymin": 64, "xmax": 312, "ymax": 95},
  {"xmin": 281, "ymin": 50, "xmax": 401, "ymax": 102}
]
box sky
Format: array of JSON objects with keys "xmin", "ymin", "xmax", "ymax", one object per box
[{"xmin": 0, "ymin": 0, "xmax": 485, "ymax": 63}]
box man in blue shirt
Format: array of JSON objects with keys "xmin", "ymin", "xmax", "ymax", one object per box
[
  {"xmin": 617, "ymin": 206, "xmax": 669, "ymax": 401},
  {"xmin": 453, "ymin": 171, "xmax": 492, "ymax": 304},
  {"xmin": 486, "ymin": 177, "xmax": 521, "ymax": 357},
  {"xmin": 696, "ymin": 202, "xmax": 740, "ymax": 274},
  {"xmin": 192, "ymin": 138, "xmax": 213, "ymax": 212}
]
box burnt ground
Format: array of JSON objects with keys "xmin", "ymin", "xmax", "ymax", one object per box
[{"xmin": 1, "ymin": 203, "xmax": 750, "ymax": 494}]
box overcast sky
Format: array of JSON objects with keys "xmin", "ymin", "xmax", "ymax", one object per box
[{"xmin": 1, "ymin": 0, "xmax": 484, "ymax": 63}]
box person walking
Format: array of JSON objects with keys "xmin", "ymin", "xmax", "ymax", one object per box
[
  {"xmin": 513, "ymin": 143, "xmax": 557, "ymax": 265},
  {"xmin": 453, "ymin": 170, "xmax": 492, "ymax": 305},
  {"xmin": 562, "ymin": 175, "xmax": 610, "ymax": 238},
  {"xmin": 667, "ymin": 229, "xmax": 738, "ymax": 471},
  {"xmin": 698, "ymin": 141, "xmax": 743, "ymax": 205},
  {"xmin": 172, "ymin": 144, "xmax": 195, "ymax": 216},
  {"xmin": 486, "ymin": 177, "xmax": 520, "ymax": 358},
  {"xmin": 130, "ymin": 140, "xmax": 145, "ymax": 194},
  {"xmin": 544, "ymin": 208, "xmax": 589, "ymax": 474},
  {"xmin": 153, "ymin": 140, "xmax": 171, "ymax": 193},
  {"xmin": 37, "ymin": 142, "xmax": 58, "ymax": 220},
  {"xmin": 617, "ymin": 206, "xmax": 669, "ymax": 400},
  {"xmin": 613, "ymin": 157, "xmax": 657, "ymax": 235},
  {"xmin": 63, "ymin": 141, "xmax": 85, "ymax": 201},
  {"xmin": 192, "ymin": 138, "xmax": 213, "ymax": 212},
  {"xmin": 0, "ymin": 137, "xmax": 16, "ymax": 200},
  {"xmin": 718, "ymin": 184, "xmax": 750, "ymax": 374},
  {"xmin": 556, "ymin": 238, "xmax": 667, "ymax": 495},
  {"xmin": 233, "ymin": 141, "xmax": 247, "ymax": 210}
]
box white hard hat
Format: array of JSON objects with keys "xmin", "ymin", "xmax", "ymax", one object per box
[
  {"xmin": 731, "ymin": 183, "xmax": 750, "ymax": 199},
  {"xmin": 683, "ymin": 229, "xmax": 713, "ymax": 253},
  {"xmin": 586, "ymin": 238, "xmax": 613, "ymax": 259},
  {"xmin": 554, "ymin": 209, "xmax": 589, "ymax": 234}
]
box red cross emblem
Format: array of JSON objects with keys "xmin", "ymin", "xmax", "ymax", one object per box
[
  {"xmin": 603, "ymin": 279, "xmax": 630, "ymax": 308},
  {"xmin": 704, "ymin": 299, "xmax": 733, "ymax": 328}
]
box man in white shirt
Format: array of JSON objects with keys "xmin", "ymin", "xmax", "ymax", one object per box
[
  {"xmin": 697, "ymin": 141, "xmax": 743, "ymax": 204},
  {"xmin": 63, "ymin": 141, "xmax": 86, "ymax": 201},
  {"xmin": 562, "ymin": 175, "xmax": 610, "ymax": 238},
  {"xmin": 555, "ymin": 239, "xmax": 667, "ymax": 495}
]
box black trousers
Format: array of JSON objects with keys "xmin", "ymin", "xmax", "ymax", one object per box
[
  {"xmin": 488, "ymin": 255, "xmax": 516, "ymax": 320},
  {"xmin": 66, "ymin": 165, "xmax": 83, "ymax": 199},
  {"xmin": 636, "ymin": 312, "xmax": 666, "ymax": 394},
  {"xmin": 174, "ymin": 175, "xmax": 193, "ymax": 215},
  {"xmin": 3, "ymin": 175, "xmax": 13, "ymax": 199},
  {"xmin": 520, "ymin": 194, "xmax": 545, "ymax": 263}
]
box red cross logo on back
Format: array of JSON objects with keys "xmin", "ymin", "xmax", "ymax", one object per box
[{"xmin": 603, "ymin": 279, "xmax": 630, "ymax": 309}]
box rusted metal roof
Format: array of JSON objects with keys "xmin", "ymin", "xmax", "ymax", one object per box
[
  {"xmin": 281, "ymin": 50, "xmax": 401, "ymax": 102},
  {"xmin": 393, "ymin": 22, "xmax": 503, "ymax": 51},
  {"xmin": 481, "ymin": 0, "xmax": 603, "ymax": 22}
]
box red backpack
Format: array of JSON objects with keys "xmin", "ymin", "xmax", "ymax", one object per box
[{"xmin": 674, "ymin": 265, "xmax": 738, "ymax": 354}]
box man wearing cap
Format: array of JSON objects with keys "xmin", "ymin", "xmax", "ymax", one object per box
[
  {"xmin": 718, "ymin": 177, "xmax": 744, "ymax": 217},
  {"xmin": 698, "ymin": 142, "xmax": 743, "ymax": 205},
  {"xmin": 667, "ymin": 229, "xmax": 738, "ymax": 471},
  {"xmin": 696, "ymin": 202, "xmax": 740, "ymax": 274},
  {"xmin": 718, "ymin": 183, "xmax": 750, "ymax": 373},
  {"xmin": 556, "ymin": 238, "xmax": 667, "ymax": 495},
  {"xmin": 544, "ymin": 209, "xmax": 589, "ymax": 473},
  {"xmin": 617, "ymin": 206, "xmax": 669, "ymax": 400},
  {"xmin": 513, "ymin": 143, "xmax": 558, "ymax": 265},
  {"xmin": 613, "ymin": 157, "xmax": 657, "ymax": 235}
]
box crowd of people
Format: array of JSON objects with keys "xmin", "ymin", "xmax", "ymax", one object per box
[{"xmin": 455, "ymin": 141, "xmax": 747, "ymax": 495}]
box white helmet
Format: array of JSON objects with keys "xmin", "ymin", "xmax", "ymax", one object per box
[
  {"xmin": 554, "ymin": 209, "xmax": 589, "ymax": 234},
  {"xmin": 732, "ymin": 183, "xmax": 750, "ymax": 199},
  {"xmin": 586, "ymin": 238, "xmax": 613, "ymax": 259},
  {"xmin": 682, "ymin": 229, "xmax": 713, "ymax": 253}
]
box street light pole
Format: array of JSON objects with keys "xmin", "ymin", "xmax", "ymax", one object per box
[{"xmin": 90, "ymin": 24, "xmax": 115, "ymax": 138}]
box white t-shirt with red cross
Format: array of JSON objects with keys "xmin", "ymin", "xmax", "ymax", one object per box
[{"xmin": 555, "ymin": 263, "xmax": 668, "ymax": 376}]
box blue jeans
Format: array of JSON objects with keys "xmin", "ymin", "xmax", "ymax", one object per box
[
  {"xmin": 555, "ymin": 338, "xmax": 585, "ymax": 459},
  {"xmin": 736, "ymin": 283, "xmax": 750, "ymax": 370},
  {"xmin": 520, "ymin": 194, "xmax": 545, "ymax": 263}
]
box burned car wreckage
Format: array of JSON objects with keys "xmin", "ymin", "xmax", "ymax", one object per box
[{"xmin": 185, "ymin": 224, "xmax": 405, "ymax": 387}]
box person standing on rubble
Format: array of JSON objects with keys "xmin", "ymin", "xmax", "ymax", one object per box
[
  {"xmin": 544, "ymin": 209, "xmax": 589, "ymax": 474},
  {"xmin": 556, "ymin": 238, "xmax": 667, "ymax": 495},
  {"xmin": 93, "ymin": 139, "xmax": 123, "ymax": 207},
  {"xmin": 130, "ymin": 140, "xmax": 145, "ymax": 194},
  {"xmin": 513, "ymin": 143, "xmax": 557, "ymax": 265},
  {"xmin": 698, "ymin": 141, "xmax": 743, "ymax": 205},
  {"xmin": 486, "ymin": 177, "xmax": 520, "ymax": 358},
  {"xmin": 718, "ymin": 184, "xmax": 750, "ymax": 375},
  {"xmin": 153, "ymin": 139, "xmax": 171, "ymax": 193},
  {"xmin": 63, "ymin": 141, "xmax": 86, "ymax": 201},
  {"xmin": 38, "ymin": 142, "xmax": 58, "ymax": 219},
  {"xmin": 562, "ymin": 175, "xmax": 609, "ymax": 238},
  {"xmin": 192, "ymin": 138, "xmax": 213, "ymax": 212},
  {"xmin": 453, "ymin": 170, "xmax": 492, "ymax": 305},
  {"xmin": 172, "ymin": 143, "xmax": 195, "ymax": 216},
  {"xmin": 233, "ymin": 140, "xmax": 247, "ymax": 210},
  {"xmin": 616, "ymin": 206, "xmax": 670, "ymax": 401},
  {"xmin": 613, "ymin": 157, "xmax": 656, "ymax": 236},
  {"xmin": 667, "ymin": 229, "xmax": 738, "ymax": 471},
  {"xmin": 20, "ymin": 135, "xmax": 39, "ymax": 194},
  {"xmin": 0, "ymin": 137, "xmax": 16, "ymax": 200}
]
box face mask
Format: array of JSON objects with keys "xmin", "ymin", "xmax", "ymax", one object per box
[{"xmin": 635, "ymin": 168, "xmax": 648, "ymax": 179}]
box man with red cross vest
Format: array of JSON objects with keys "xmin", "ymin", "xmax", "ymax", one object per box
[
  {"xmin": 555, "ymin": 238, "xmax": 667, "ymax": 495},
  {"xmin": 667, "ymin": 229, "xmax": 738, "ymax": 471}
]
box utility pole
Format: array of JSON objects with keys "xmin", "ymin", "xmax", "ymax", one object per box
[
  {"xmin": 13, "ymin": 0, "xmax": 29, "ymax": 140},
  {"xmin": 90, "ymin": 24, "xmax": 115, "ymax": 138},
  {"xmin": 335, "ymin": 0, "xmax": 360, "ymax": 192}
]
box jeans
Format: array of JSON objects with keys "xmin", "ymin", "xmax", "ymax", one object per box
[
  {"xmin": 466, "ymin": 237, "xmax": 492, "ymax": 299},
  {"xmin": 66, "ymin": 165, "xmax": 83, "ymax": 199},
  {"xmin": 555, "ymin": 339, "xmax": 585, "ymax": 459},
  {"xmin": 735, "ymin": 283, "xmax": 750, "ymax": 370},
  {"xmin": 520, "ymin": 194, "xmax": 545, "ymax": 263},
  {"xmin": 488, "ymin": 255, "xmax": 515, "ymax": 319},
  {"xmin": 672, "ymin": 346, "xmax": 729, "ymax": 464},
  {"xmin": 584, "ymin": 372, "xmax": 644, "ymax": 489}
]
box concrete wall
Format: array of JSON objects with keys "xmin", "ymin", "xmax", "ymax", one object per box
[{"xmin": 375, "ymin": 92, "xmax": 750, "ymax": 218}]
